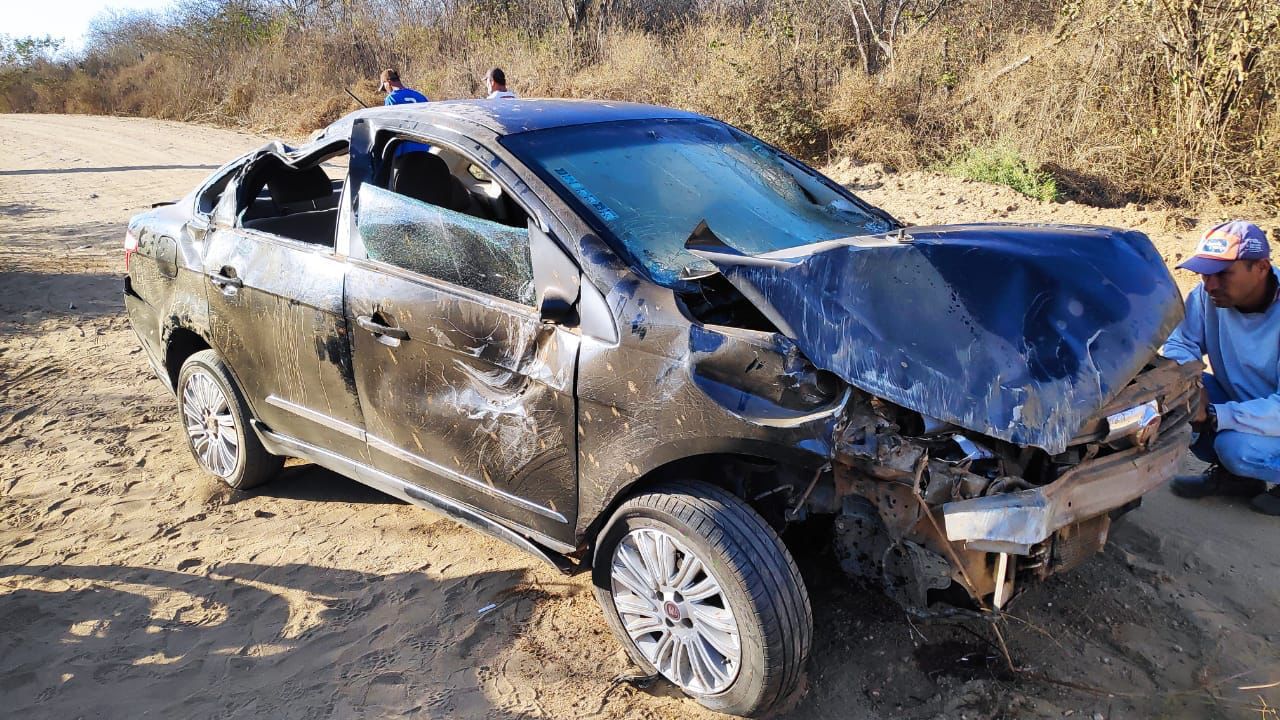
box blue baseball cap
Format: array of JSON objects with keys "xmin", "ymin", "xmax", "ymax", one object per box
[{"xmin": 1177, "ymin": 220, "xmax": 1270, "ymax": 275}]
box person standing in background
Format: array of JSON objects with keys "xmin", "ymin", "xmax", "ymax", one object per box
[
  {"xmin": 380, "ymin": 68, "xmax": 428, "ymax": 105},
  {"xmin": 484, "ymin": 67, "xmax": 517, "ymax": 99}
]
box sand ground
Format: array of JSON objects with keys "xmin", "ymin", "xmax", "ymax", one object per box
[{"xmin": 1, "ymin": 114, "xmax": 1277, "ymax": 719}]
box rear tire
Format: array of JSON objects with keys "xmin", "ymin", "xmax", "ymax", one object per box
[
  {"xmin": 591, "ymin": 479, "xmax": 811, "ymax": 717},
  {"xmin": 177, "ymin": 349, "xmax": 281, "ymax": 490}
]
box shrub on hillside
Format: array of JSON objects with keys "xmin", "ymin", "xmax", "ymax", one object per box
[{"xmin": 940, "ymin": 145, "xmax": 1060, "ymax": 202}]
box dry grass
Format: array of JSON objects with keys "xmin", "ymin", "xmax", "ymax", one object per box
[{"xmin": 2, "ymin": 0, "xmax": 1276, "ymax": 209}]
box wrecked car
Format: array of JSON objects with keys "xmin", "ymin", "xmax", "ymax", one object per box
[{"xmin": 123, "ymin": 99, "xmax": 1198, "ymax": 716}]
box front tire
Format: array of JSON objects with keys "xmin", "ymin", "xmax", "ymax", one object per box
[
  {"xmin": 592, "ymin": 480, "xmax": 812, "ymax": 716},
  {"xmin": 177, "ymin": 349, "xmax": 281, "ymax": 489}
]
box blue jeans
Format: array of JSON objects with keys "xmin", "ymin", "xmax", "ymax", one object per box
[{"xmin": 1190, "ymin": 373, "xmax": 1280, "ymax": 483}]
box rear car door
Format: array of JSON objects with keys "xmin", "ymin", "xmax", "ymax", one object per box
[
  {"xmin": 202, "ymin": 153, "xmax": 367, "ymax": 461},
  {"xmin": 344, "ymin": 132, "xmax": 579, "ymax": 544}
]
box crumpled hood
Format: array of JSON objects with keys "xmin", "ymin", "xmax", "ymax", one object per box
[{"xmin": 686, "ymin": 222, "xmax": 1183, "ymax": 454}]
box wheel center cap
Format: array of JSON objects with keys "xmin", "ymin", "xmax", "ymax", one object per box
[{"xmin": 663, "ymin": 600, "xmax": 681, "ymax": 621}]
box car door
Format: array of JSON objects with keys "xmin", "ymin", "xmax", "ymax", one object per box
[
  {"xmin": 344, "ymin": 138, "xmax": 579, "ymax": 544},
  {"xmin": 202, "ymin": 162, "xmax": 368, "ymax": 462}
]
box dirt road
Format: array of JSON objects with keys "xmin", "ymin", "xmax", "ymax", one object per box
[{"xmin": 1, "ymin": 114, "xmax": 1277, "ymax": 719}]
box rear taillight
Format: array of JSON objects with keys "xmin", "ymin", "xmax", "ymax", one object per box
[{"xmin": 124, "ymin": 229, "xmax": 139, "ymax": 270}]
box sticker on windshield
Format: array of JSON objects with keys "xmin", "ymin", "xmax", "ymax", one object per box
[{"xmin": 554, "ymin": 168, "xmax": 620, "ymax": 222}]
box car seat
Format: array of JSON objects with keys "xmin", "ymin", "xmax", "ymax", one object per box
[{"xmin": 389, "ymin": 152, "xmax": 474, "ymax": 214}]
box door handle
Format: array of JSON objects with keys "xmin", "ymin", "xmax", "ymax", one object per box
[
  {"xmin": 357, "ymin": 314, "xmax": 409, "ymax": 341},
  {"xmin": 209, "ymin": 267, "xmax": 243, "ymax": 288}
]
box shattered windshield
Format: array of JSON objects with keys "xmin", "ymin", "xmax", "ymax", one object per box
[{"xmin": 501, "ymin": 119, "xmax": 894, "ymax": 285}]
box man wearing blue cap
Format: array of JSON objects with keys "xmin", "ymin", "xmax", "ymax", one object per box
[{"xmin": 1161, "ymin": 220, "xmax": 1280, "ymax": 515}]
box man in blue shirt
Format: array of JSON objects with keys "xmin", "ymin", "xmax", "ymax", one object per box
[
  {"xmin": 379, "ymin": 68, "xmax": 429, "ymax": 105},
  {"xmin": 379, "ymin": 68, "xmax": 431, "ymax": 158},
  {"xmin": 1161, "ymin": 220, "xmax": 1280, "ymax": 515}
]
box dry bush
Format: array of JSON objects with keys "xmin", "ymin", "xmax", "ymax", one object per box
[
  {"xmin": 2, "ymin": 0, "xmax": 1276, "ymax": 208},
  {"xmin": 292, "ymin": 94, "xmax": 355, "ymax": 133},
  {"xmin": 567, "ymin": 29, "xmax": 675, "ymax": 103},
  {"xmin": 823, "ymin": 39, "xmax": 955, "ymax": 171},
  {"xmin": 822, "ymin": 0, "xmax": 1279, "ymax": 206},
  {"xmin": 953, "ymin": 0, "xmax": 1279, "ymax": 206},
  {"xmin": 670, "ymin": 19, "xmax": 831, "ymax": 155}
]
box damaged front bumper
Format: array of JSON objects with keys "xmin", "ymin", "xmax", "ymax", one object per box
[
  {"xmin": 942, "ymin": 423, "xmax": 1188, "ymax": 554},
  {"xmin": 827, "ymin": 358, "xmax": 1200, "ymax": 612},
  {"xmin": 938, "ymin": 422, "xmax": 1189, "ymax": 608}
]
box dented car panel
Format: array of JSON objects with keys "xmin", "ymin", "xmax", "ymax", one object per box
[
  {"xmin": 202, "ymin": 181, "xmax": 368, "ymax": 461},
  {"xmin": 679, "ymin": 218, "xmax": 1196, "ymax": 610},
  {"xmin": 828, "ymin": 354, "xmax": 1199, "ymax": 609},
  {"xmin": 687, "ymin": 223, "xmax": 1184, "ymax": 454},
  {"xmin": 572, "ymin": 304, "xmax": 849, "ymax": 537},
  {"xmin": 344, "ymin": 256, "xmax": 580, "ymax": 541},
  {"xmin": 126, "ymin": 203, "xmax": 218, "ymax": 391}
]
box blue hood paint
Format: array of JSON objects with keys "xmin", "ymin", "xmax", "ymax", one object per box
[{"xmin": 688, "ymin": 223, "xmax": 1184, "ymax": 453}]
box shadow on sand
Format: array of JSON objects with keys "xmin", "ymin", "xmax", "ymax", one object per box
[
  {"xmin": 0, "ymin": 164, "xmax": 220, "ymax": 177},
  {"xmin": 0, "ymin": 561, "xmax": 544, "ymax": 718},
  {"xmin": 249, "ymin": 463, "xmax": 407, "ymax": 505}
]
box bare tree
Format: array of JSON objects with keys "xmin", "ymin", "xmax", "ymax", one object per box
[
  {"xmin": 841, "ymin": 0, "xmax": 950, "ymax": 74},
  {"xmin": 1153, "ymin": 0, "xmax": 1278, "ymax": 131}
]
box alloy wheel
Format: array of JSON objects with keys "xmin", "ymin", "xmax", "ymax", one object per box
[
  {"xmin": 609, "ymin": 527, "xmax": 742, "ymax": 695},
  {"xmin": 181, "ymin": 369, "xmax": 239, "ymax": 478}
]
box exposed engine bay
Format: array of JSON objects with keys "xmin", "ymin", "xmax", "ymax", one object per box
[
  {"xmin": 819, "ymin": 357, "xmax": 1199, "ymax": 611},
  {"xmin": 678, "ymin": 221, "xmax": 1199, "ymax": 612}
]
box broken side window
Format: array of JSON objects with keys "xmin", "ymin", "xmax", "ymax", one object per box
[
  {"xmin": 232, "ymin": 146, "xmax": 347, "ymax": 248},
  {"xmin": 197, "ymin": 165, "xmax": 238, "ymax": 216},
  {"xmin": 356, "ymin": 183, "xmax": 535, "ymax": 306},
  {"xmin": 374, "ymin": 136, "xmax": 531, "ymax": 230}
]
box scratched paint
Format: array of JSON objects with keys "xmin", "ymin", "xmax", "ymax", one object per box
[{"xmin": 125, "ymin": 100, "xmax": 1195, "ymax": 605}]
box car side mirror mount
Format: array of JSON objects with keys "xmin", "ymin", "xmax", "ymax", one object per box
[
  {"xmin": 530, "ymin": 221, "xmax": 581, "ymax": 326},
  {"xmin": 540, "ymin": 292, "xmax": 579, "ymax": 326}
]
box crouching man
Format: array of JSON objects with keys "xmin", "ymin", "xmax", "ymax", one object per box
[{"xmin": 1161, "ymin": 220, "xmax": 1280, "ymax": 515}]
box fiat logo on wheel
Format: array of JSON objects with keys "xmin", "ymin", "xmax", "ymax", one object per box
[{"xmin": 663, "ymin": 600, "xmax": 681, "ymax": 621}]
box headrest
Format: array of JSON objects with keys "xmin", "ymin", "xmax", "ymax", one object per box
[
  {"xmin": 389, "ymin": 151, "xmax": 454, "ymax": 207},
  {"xmin": 267, "ymin": 165, "xmax": 333, "ymax": 205}
]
